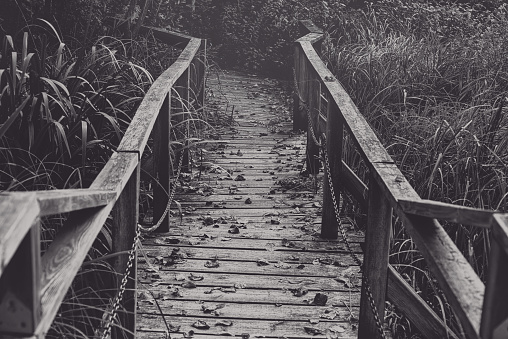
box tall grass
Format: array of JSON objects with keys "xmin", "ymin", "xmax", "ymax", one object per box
[{"xmin": 321, "ymin": 1, "xmax": 508, "ymax": 337}]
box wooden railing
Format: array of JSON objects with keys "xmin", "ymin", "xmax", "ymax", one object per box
[
  {"xmin": 294, "ymin": 20, "xmax": 508, "ymax": 339},
  {"xmin": 0, "ymin": 28, "xmax": 206, "ymax": 338}
]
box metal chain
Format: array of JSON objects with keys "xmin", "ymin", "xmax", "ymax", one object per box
[
  {"xmin": 293, "ymin": 66, "xmax": 386, "ymax": 338},
  {"xmin": 101, "ymin": 227, "xmax": 141, "ymax": 339},
  {"xmin": 323, "ymin": 148, "xmax": 386, "ymax": 339},
  {"xmin": 138, "ymin": 151, "xmax": 185, "ymax": 233}
]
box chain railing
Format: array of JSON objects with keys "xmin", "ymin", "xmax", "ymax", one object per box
[
  {"xmin": 294, "ymin": 19, "xmax": 508, "ymax": 339},
  {"xmin": 293, "ymin": 71, "xmax": 387, "ymax": 338}
]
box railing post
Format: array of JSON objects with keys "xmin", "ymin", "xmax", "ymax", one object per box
[
  {"xmin": 293, "ymin": 43, "xmax": 306, "ymax": 131},
  {"xmin": 175, "ymin": 69, "xmax": 191, "ymax": 172},
  {"xmin": 153, "ymin": 94, "xmax": 171, "ymax": 232},
  {"xmin": 0, "ymin": 219, "xmax": 41, "ymax": 336},
  {"xmin": 110, "ymin": 158, "xmax": 140, "ymax": 339},
  {"xmin": 321, "ymin": 101, "xmax": 343, "ymax": 239},
  {"xmin": 480, "ymin": 216, "xmax": 508, "ymax": 339},
  {"xmin": 358, "ymin": 177, "xmax": 392, "ymax": 339},
  {"xmin": 305, "ymin": 76, "xmax": 320, "ymax": 175}
]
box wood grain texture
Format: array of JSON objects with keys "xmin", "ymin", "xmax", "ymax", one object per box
[
  {"xmin": 399, "ymin": 198, "xmax": 495, "ymax": 228},
  {"xmin": 358, "ymin": 179, "xmax": 392, "ymax": 339},
  {"xmin": 387, "ymin": 265, "xmax": 459, "ymax": 339},
  {"xmin": 111, "ymin": 166, "xmax": 140, "ymax": 338},
  {"xmin": 0, "ymin": 193, "xmax": 39, "ymax": 276},
  {"xmin": 397, "ymin": 213, "xmax": 483, "ymax": 339},
  {"xmin": 33, "ymin": 189, "xmax": 115, "ymax": 216}
]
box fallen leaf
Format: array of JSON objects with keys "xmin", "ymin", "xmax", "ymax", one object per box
[
  {"xmin": 202, "ymin": 303, "xmax": 225, "ymax": 313},
  {"xmin": 304, "ymin": 326, "xmax": 322, "ymax": 335},
  {"xmin": 290, "ymin": 286, "xmax": 308, "ymax": 297},
  {"xmin": 189, "ymin": 273, "xmax": 204, "ymax": 281},
  {"xmin": 182, "ymin": 281, "xmax": 197, "ymax": 289},
  {"xmin": 192, "ymin": 320, "xmax": 210, "ymax": 329},
  {"xmin": 274, "ymin": 261, "xmax": 291, "ymax": 269},
  {"xmin": 215, "ymin": 320, "xmax": 233, "ymax": 327},
  {"xmin": 257, "ymin": 258, "xmax": 270, "ymax": 266},
  {"xmin": 205, "ymin": 259, "xmax": 220, "ymax": 268},
  {"xmin": 245, "ymin": 197, "xmax": 252, "ymax": 204},
  {"xmin": 312, "ymin": 293, "xmax": 328, "ymax": 306}
]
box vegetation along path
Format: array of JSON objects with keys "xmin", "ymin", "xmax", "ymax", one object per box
[{"xmin": 136, "ymin": 70, "xmax": 366, "ymax": 338}]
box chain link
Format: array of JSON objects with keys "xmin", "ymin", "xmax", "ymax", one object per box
[
  {"xmin": 138, "ymin": 150, "xmax": 185, "ymax": 233},
  {"xmin": 101, "ymin": 227, "xmax": 141, "ymax": 339},
  {"xmin": 293, "ymin": 67, "xmax": 386, "ymax": 338}
]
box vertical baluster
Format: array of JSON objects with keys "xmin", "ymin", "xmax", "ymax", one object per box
[
  {"xmin": 153, "ymin": 94, "xmax": 171, "ymax": 232},
  {"xmin": 358, "ymin": 178, "xmax": 392, "ymax": 339},
  {"xmin": 293, "ymin": 44, "xmax": 306, "ymax": 131},
  {"xmin": 480, "ymin": 215, "xmax": 508, "ymax": 339},
  {"xmin": 111, "ymin": 160, "xmax": 140, "ymax": 339},
  {"xmin": 175, "ymin": 69, "xmax": 190, "ymax": 172},
  {"xmin": 321, "ymin": 101, "xmax": 343, "ymax": 239},
  {"xmin": 305, "ymin": 75, "xmax": 320, "ymax": 175}
]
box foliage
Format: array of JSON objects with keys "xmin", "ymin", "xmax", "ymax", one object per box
[
  {"xmin": 320, "ymin": 0, "xmax": 508, "ymax": 337},
  {"xmin": 0, "ymin": 24, "xmax": 153, "ymax": 190}
]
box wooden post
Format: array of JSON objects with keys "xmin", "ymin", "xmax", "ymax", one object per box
[
  {"xmin": 480, "ymin": 234, "xmax": 508, "ymax": 339},
  {"xmin": 293, "ymin": 44, "xmax": 306, "ymax": 131},
  {"xmin": 0, "ymin": 222, "xmax": 41, "ymax": 336},
  {"xmin": 110, "ymin": 158, "xmax": 140, "ymax": 339},
  {"xmin": 0, "ymin": 194, "xmax": 41, "ymax": 337},
  {"xmin": 153, "ymin": 94, "xmax": 171, "ymax": 232},
  {"xmin": 321, "ymin": 101, "xmax": 343, "ymax": 239},
  {"xmin": 358, "ymin": 177, "xmax": 392, "ymax": 339},
  {"xmin": 305, "ymin": 77, "xmax": 320, "ymax": 175},
  {"xmin": 175, "ymin": 69, "xmax": 191, "ymax": 172}
]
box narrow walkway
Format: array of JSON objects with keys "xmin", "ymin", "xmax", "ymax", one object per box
[{"xmin": 136, "ymin": 71, "xmax": 363, "ymax": 338}]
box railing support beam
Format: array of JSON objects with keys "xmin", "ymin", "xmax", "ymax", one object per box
[
  {"xmin": 110, "ymin": 157, "xmax": 140, "ymax": 339},
  {"xmin": 358, "ymin": 177, "xmax": 392, "ymax": 339}
]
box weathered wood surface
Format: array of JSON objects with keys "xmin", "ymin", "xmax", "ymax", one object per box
[
  {"xmin": 399, "ymin": 198, "xmax": 496, "ymax": 228},
  {"xmin": 387, "ymin": 265, "xmax": 459, "ymax": 339},
  {"xmin": 0, "ymin": 193, "xmax": 39, "ymax": 277},
  {"xmin": 137, "ymin": 70, "xmax": 362, "ymax": 338}
]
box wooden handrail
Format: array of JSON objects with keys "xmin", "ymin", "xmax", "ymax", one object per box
[
  {"xmin": 0, "ymin": 27, "xmax": 206, "ymax": 338},
  {"xmin": 294, "ymin": 20, "xmax": 508, "ymax": 339}
]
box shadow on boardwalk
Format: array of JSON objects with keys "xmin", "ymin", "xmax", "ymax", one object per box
[{"xmin": 136, "ymin": 70, "xmax": 364, "ymax": 339}]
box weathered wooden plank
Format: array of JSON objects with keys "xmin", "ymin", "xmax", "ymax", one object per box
[
  {"xmin": 0, "ymin": 193, "xmax": 39, "ymax": 277},
  {"xmin": 396, "ymin": 213, "xmax": 483, "ymax": 339},
  {"xmin": 399, "ymin": 198, "xmax": 495, "ymax": 228},
  {"xmin": 146, "ymin": 235, "xmax": 363, "ymax": 251},
  {"xmin": 150, "ymin": 223, "xmax": 364, "ymax": 243},
  {"xmin": 139, "ymin": 257, "xmax": 359, "ymax": 277},
  {"xmin": 32, "ymin": 189, "xmax": 115, "ymax": 216},
  {"xmin": 90, "ymin": 152, "xmax": 139, "ymax": 194},
  {"xmin": 387, "ymin": 265, "xmax": 459, "ymax": 339},
  {"xmin": 138, "ymin": 284, "xmax": 360, "ymax": 305},
  {"xmin": 138, "ymin": 300, "xmax": 359, "ymax": 320},
  {"xmin": 141, "ymin": 246, "xmax": 362, "ymax": 264},
  {"xmin": 135, "ymin": 270, "xmax": 351, "ymax": 291},
  {"xmin": 137, "ymin": 316, "xmax": 357, "ymax": 338}
]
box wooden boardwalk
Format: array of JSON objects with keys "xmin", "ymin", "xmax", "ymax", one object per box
[{"xmin": 136, "ymin": 70, "xmax": 364, "ymax": 338}]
